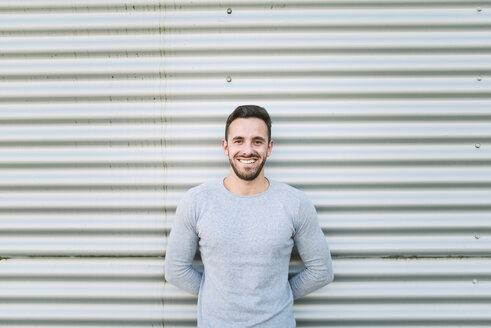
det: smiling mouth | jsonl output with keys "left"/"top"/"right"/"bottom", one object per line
{"left": 238, "top": 158, "right": 257, "bottom": 164}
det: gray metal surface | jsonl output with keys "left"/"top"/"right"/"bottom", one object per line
{"left": 1, "top": 0, "right": 490, "bottom": 327}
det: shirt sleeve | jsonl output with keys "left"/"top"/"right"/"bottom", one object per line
{"left": 164, "top": 191, "right": 202, "bottom": 296}
{"left": 289, "top": 196, "right": 334, "bottom": 300}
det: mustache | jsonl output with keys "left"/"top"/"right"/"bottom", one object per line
{"left": 235, "top": 154, "right": 259, "bottom": 158}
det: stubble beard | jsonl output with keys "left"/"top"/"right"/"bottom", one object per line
{"left": 229, "top": 155, "right": 267, "bottom": 181}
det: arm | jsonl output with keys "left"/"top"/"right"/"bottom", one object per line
{"left": 289, "top": 197, "right": 334, "bottom": 300}
{"left": 164, "top": 192, "right": 202, "bottom": 296}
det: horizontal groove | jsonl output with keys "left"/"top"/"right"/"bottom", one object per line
{"left": 1, "top": 55, "right": 489, "bottom": 76}
{"left": 0, "top": 118, "right": 169, "bottom": 125}
{"left": 0, "top": 141, "right": 167, "bottom": 147}
{"left": 0, "top": 230, "right": 164, "bottom": 236}
{"left": 2, "top": 46, "right": 491, "bottom": 59}
{"left": 1, "top": 279, "right": 168, "bottom": 287}
{"left": 1, "top": 205, "right": 491, "bottom": 214}
{"left": 0, "top": 297, "right": 164, "bottom": 305}
{"left": 2, "top": 296, "right": 490, "bottom": 306}
{"left": 317, "top": 205, "right": 491, "bottom": 213}
{"left": 1, "top": 182, "right": 491, "bottom": 192}
{"left": 299, "top": 298, "right": 491, "bottom": 305}
{"left": 164, "top": 47, "right": 491, "bottom": 56}
{"left": 170, "top": 92, "right": 491, "bottom": 101}
{"left": 295, "top": 320, "right": 491, "bottom": 326}
{"left": 0, "top": 320, "right": 163, "bottom": 326}
{"left": 270, "top": 160, "right": 491, "bottom": 167}
{"left": 331, "top": 275, "right": 491, "bottom": 283}
{"left": 2, "top": 296, "right": 476, "bottom": 307}
{"left": 0, "top": 207, "right": 166, "bottom": 214}
{"left": 0, "top": 227, "right": 488, "bottom": 236}
{"left": 0, "top": 51, "right": 164, "bottom": 59}
{"left": 157, "top": 318, "right": 491, "bottom": 327}
{"left": 276, "top": 137, "right": 491, "bottom": 145}
{"left": 0, "top": 73, "right": 164, "bottom": 81}
{"left": 296, "top": 182, "right": 491, "bottom": 190}
{"left": 0, "top": 1, "right": 487, "bottom": 12}
{"left": 3, "top": 255, "right": 164, "bottom": 259}
{"left": 0, "top": 96, "right": 164, "bottom": 103}
{"left": 0, "top": 2, "right": 161, "bottom": 14}
{"left": 327, "top": 227, "right": 491, "bottom": 235}
{"left": 0, "top": 28, "right": 163, "bottom": 37}
{"left": 1, "top": 70, "right": 490, "bottom": 81}
{"left": 1, "top": 24, "right": 491, "bottom": 36}
{"left": 1, "top": 115, "right": 490, "bottom": 125}
{"left": 0, "top": 185, "right": 167, "bottom": 191}
{"left": 0, "top": 276, "right": 163, "bottom": 283}
{"left": 165, "top": 25, "right": 491, "bottom": 34}
{"left": 0, "top": 253, "right": 166, "bottom": 258}
{"left": 1, "top": 92, "right": 491, "bottom": 103}
{"left": 1, "top": 160, "right": 490, "bottom": 169}
{"left": 1, "top": 100, "right": 485, "bottom": 116}
{"left": 0, "top": 163, "right": 190, "bottom": 169}
{"left": 167, "top": 47, "right": 491, "bottom": 56}
{"left": 0, "top": 137, "right": 489, "bottom": 147}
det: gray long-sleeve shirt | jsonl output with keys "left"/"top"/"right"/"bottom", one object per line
{"left": 164, "top": 179, "right": 334, "bottom": 327}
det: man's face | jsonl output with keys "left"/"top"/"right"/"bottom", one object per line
{"left": 222, "top": 118, "right": 273, "bottom": 181}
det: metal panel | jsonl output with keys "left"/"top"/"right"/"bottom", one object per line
{"left": 0, "top": 0, "right": 490, "bottom": 327}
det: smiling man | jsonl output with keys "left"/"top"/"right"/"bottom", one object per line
{"left": 164, "top": 105, "right": 334, "bottom": 328}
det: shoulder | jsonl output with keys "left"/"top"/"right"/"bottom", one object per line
{"left": 270, "top": 180, "right": 317, "bottom": 228}
{"left": 179, "top": 179, "right": 222, "bottom": 204}
{"left": 175, "top": 180, "right": 222, "bottom": 224}
{"left": 270, "top": 179, "right": 311, "bottom": 204}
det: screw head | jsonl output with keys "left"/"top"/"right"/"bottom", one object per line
{"left": 227, "top": 8, "right": 232, "bottom": 14}
{"left": 226, "top": 76, "right": 232, "bottom": 83}
{"left": 475, "top": 234, "right": 481, "bottom": 240}
{"left": 475, "top": 143, "right": 481, "bottom": 149}
{"left": 477, "top": 8, "right": 482, "bottom": 12}
{"left": 473, "top": 279, "right": 478, "bottom": 284}
{"left": 477, "top": 76, "right": 482, "bottom": 81}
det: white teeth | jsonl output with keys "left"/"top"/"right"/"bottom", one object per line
{"left": 239, "top": 159, "right": 255, "bottom": 164}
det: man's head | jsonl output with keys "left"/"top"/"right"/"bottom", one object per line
{"left": 225, "top": 105, "right": 272, "bottom": 143}
{"left": 222, "top": 105, "right": 273, "bottom": 181}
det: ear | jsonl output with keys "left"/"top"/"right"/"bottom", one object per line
{"left": 266, "top": 139, "right": 274, "bottom": 157}
{"left": 222, "top": 139, "right": 229, "bottom": 156}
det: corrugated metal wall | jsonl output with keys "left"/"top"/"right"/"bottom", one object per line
{"left": 1, "top": 0, "right": 490, "bottom": 327}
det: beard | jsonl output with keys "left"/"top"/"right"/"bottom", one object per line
{"left": 229, "top": 154, "right": 267, "bottom": 181}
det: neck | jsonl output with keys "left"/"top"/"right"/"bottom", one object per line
{"left": 223, "top": 172, "right": 270, "bottom": 196}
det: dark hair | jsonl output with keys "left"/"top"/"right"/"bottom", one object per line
{"left": 225, "top": 105, "right": 272, "bottom": 142}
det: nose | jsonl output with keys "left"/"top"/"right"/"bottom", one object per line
{"left": 241, "top": 141, "right": 254, "bottom": 156}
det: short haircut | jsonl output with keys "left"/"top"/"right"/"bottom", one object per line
{"left": 225, "top": 105, "right": 272, "bottom": 142}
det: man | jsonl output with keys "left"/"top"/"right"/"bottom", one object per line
{"left": 165, "top": 105, "right": 334, "bottom": 327}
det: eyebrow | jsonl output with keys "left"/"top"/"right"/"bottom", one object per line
{"left": 231, "top": 136, "right": 266, "bottom": 141}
